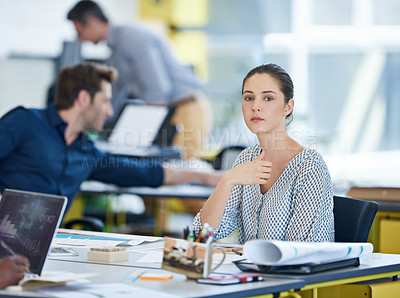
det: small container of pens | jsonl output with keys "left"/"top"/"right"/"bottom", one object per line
{"left": 162, "top": 224, "right": 225, "bottom": 279}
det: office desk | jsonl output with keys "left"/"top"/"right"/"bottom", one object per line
{"left": 95, "top": 141, "right": 182, "bottom": 160}
{"left": 41, "top": 260, "right": 305, "bottom": 298}
{"left": 2, "top": 230, "right": 400, "bottom": 298}
{"left": 1, "top": 230, "right": 305, "bottom": 298}
{"left": 255, "top": 254, "right": 400, "bottom": 298}
{"left": 80, "top": 181, "right": 214, "bottom": 199}
{"left": 79, "top": 181, "right": 214, "bottom": 234}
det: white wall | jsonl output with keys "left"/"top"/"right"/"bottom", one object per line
{"left": 0, "top": 0, "right": 138, "bottom": 116}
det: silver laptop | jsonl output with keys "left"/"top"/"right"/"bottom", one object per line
{"left": 97, "top": 101, "right": 180, "bottom": 159}
{"left": 0, "top": 189, "right": 67, "bottom": 276}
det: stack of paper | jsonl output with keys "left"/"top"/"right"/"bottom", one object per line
{"left": 8, "top": 273, "right": 98, "bottom": 291}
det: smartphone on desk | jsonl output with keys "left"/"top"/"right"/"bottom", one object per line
{"left": 196, "top": 273, "right": 263, "bottom": 285}
{"left": 48, "top": 247, "right": 79, "bottom": 257}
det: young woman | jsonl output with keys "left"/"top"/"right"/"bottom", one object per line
{"left": 193, "top": 64, "right": 334, "bottom": 244}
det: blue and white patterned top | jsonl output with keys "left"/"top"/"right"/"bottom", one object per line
{"left": 193, "top": 144, "right": 335, "bottom": 244}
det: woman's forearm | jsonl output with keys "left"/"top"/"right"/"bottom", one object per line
{"left": 200, "top": 174, "right": 235, "bottom": 229}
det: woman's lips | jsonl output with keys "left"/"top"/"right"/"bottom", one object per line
{"left": 251, "top": 116, "right": 264, "bottom": 122}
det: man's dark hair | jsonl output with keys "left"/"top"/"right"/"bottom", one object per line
{"left": 67, "top": 0, "right": 108, "bottom": 24}
{"left": 54, "top": 62, "right": 117, "bottom": 110}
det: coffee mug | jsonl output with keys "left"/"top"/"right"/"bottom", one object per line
{"left": 162, "top": 237, "right": 226, "bottom": 279}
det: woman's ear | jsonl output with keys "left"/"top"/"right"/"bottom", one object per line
{"left": 284, "top": 99, "right": 294, "bottom": 116}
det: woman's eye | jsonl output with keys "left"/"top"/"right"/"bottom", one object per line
{"left": 265, "top": 97, "right": 273, "bottom": 101}
{"left": 244, "top": 96, "right": 253, "bottom": 101}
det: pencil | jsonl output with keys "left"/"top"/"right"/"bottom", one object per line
{"left": 0, "top": 240, "right": 31, "bottom": 273}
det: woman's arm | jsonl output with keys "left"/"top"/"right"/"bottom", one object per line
{"left": 200, "top": 151, "right": 272, "bottom": 229}
{"left": 285, "top": 160, "right": 334, "bottom": 242}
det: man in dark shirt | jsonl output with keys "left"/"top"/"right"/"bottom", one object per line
{"left": 0, "top": 256, "right": 30, "bottom": 289}
{"left": 0, "top": 62, "right": 220, "bottom": 210}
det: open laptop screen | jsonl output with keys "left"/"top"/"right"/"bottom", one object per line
{"left": 107, "top": 103, "right": 173, "bottom": 148}
{"left": 0, "top": 189, "right": 67, "bottom": 275}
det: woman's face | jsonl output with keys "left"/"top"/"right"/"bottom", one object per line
{"left": 241, "top": 73, "right": 292, "bottom": 135}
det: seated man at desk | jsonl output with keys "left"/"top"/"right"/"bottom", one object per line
{"left": 0, "top": 62, "right": 221, "bottom": 211}
{"left": 0, "top": 256, "right": 30, "bottom": 289}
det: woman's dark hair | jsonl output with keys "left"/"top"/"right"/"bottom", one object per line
{"left": 67, "top": 0, "right": 108, "bottom": 24}
{"left": 242, "top": 63, "right": 294, "bottom": 124}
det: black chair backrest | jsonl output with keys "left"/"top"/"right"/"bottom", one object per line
{"left": 211, "top": 146, "right": 246, "bottom": 170}
{"left": 333, "top": 195, "right": 378, "bottom": 242}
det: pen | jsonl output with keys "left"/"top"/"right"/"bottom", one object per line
{"left": 205, "top": 235, "right": 214, "bottom": 245}
{"left": 232, "top": 248, "right": 243, "bottom": 256}
{"left": 0, "top": 240, "right": 31, "bottom": 273}
{"left": 183, "top": 226, "right": 189, "bottom": 240}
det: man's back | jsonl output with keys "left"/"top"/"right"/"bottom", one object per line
{"left": 107, "top": 23, "right": 203, "bottom": 106}
{"left": 0, "top": 104, "right": 164, "bottom": 211}
{"left": 0, "top": 106, "right": 92, "bottom": 209}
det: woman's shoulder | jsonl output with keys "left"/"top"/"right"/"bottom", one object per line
{"left": 298, "top": 148, "right": 325, "bottom": 160}
{"left": 294, "top": 148, "right": 330, "bottom": 173}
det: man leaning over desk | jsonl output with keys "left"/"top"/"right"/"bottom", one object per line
{"left": 0, "top": 62, "right": 221, "bottom": 210}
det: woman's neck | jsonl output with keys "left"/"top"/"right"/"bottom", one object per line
{"left": 257, "top": 132, "right": 302, "bottom": 161}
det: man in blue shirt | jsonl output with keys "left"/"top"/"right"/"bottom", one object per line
{"left": 0, "top": 62, "right": 220, "bottom": 211}
{"left": 67, "top": 0, "right": 212, "bottom": 159}
{"left": 0, "top": 256, "right": 29, "bottom": 289}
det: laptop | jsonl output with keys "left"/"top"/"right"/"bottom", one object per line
{"left": 0, "top": 189, "right": 67, "bottom": 276}
{"left": 97, "top": 100, "right": 180, "bottom": 159}
{"left": 233, "top": 257, "right": 360, "bottom": 275}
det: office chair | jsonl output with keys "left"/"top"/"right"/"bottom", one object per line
{"left": 63, "top": 217, "right": 104, "bottom": 232}
{"left": 333, "top": 195, "right": 378, "bottom": 242}
{"left": 207, "top": 146, "right": 246, "bottom": 170}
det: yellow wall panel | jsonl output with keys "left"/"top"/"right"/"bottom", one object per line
{"left": 139, "top": 0, "right": 208, "bottom": 27}
{"left": 170, "top": 31, "right": 208, "bottom": 81}
{"left": 317, "top": 279, "right": 400, "bottom": 298}
{"left": 62, "top": 194, "right": 84, "bottom": 223}
{"left": 170, "top": 0, "right": 208, "bottom": 27}
{"left": 380, "top": 218, "right": 400, "bottom": 253}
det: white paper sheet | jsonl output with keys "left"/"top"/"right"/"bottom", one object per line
{"left": 53, "top": 230, "right": 161, "bottom": 248}
{"left": 54, "top": 237, "right": 149, "bottom": 247}
{"left": 244, "top": 240, "right": 373, "bottom": 265}
{"left": 135, "top": 250, "right": 164, "bottom": 263}
{"left": 36, "top": 283, "right": 178, "bottom": 298}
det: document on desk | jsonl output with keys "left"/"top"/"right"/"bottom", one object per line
{"left": 244, "top": 240, "right": 373, "bottom": 265}
{"left": 135, "top": 249, "right": 164, "bottom": 263}
{"left": 8, "top": 272, "right": 98, "bottom": 291}
{"left": 54, "top": 230, "right": 160, "bottom": 248}
{"left": 37, "top": 283, "right": 177, "bottom": 298}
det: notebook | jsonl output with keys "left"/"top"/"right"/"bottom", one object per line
{"left": 0, "top": 189, "right": 67, "bottom": 276}
{"left": 97, "top": 100, "right": 180, "bottom": 159}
